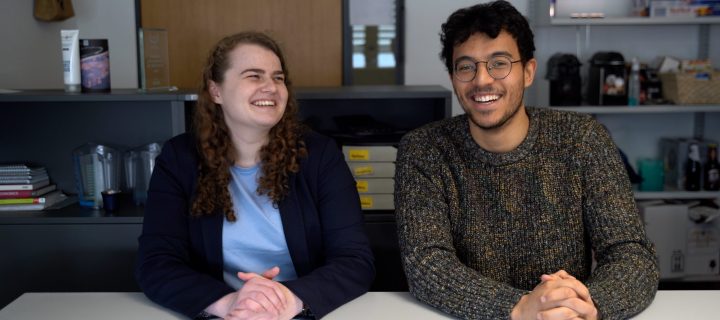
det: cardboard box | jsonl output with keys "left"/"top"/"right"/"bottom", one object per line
{"left": 355, "top": 178, "right": 394, "bottom": 194}
{"left": 650, "top": 1, "right": 697, "bottom": 17}
{"left": 343, "top": 145, "right": 397, "bottom": 162}
{"left": 638, "top": 201, "right": 688, "bottom": 279}
{"left": 359, "top": 194, "right": 394, "bottom": 210}
{"left": 347, "top": 162, "right": 395, "bottom": 178}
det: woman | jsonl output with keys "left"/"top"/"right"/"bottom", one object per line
{"left": 136, "top": 31, "right": 375, "bottom": 319}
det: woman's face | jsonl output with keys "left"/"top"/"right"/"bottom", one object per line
{"left": 209, "top": 43, "right": 288, "bottom": 134}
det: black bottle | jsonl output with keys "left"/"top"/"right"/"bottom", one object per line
{"left": 705, "top": 144, "right": 719, "bottom": 191}
{"left": 685, "top": 143, "right": 702, "bottom": 191}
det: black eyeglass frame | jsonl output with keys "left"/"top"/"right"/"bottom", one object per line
{"left": 453, "top": 56, "right": 522, "bottom": 82}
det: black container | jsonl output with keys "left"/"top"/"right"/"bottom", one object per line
{"left": 546, "top": 53, "right": 582, "bottom": 106}
{"left": 587, "top": 51, "right": 626, "bottom": 105}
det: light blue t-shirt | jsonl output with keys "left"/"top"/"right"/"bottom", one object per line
{"left": 222, "top": 164, "right": 298, "bottom": 290}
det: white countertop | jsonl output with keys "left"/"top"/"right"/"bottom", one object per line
{"left": 1, "top": 290, "right": 718, "bottom": 319}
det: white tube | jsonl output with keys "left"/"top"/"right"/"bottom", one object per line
{"left": 61, "top": 29, "right": 81, "bottom": 92}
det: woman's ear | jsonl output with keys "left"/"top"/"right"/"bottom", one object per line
{"left": 208, "top": 81, "right": 222, "bottom": 104}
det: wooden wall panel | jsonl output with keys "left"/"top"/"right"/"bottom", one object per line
{"left": 140, "top": 0, "right": 342, "bottom": 89}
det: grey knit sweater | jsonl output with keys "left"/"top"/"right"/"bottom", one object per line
{"left": 395, "top": 107, "right": 659, "bottom": 320}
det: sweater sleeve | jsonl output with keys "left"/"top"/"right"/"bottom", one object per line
{"left": 394, "top": 130, "right": 527, "bottom": 320}
{"left": 579, "top": 121, "right": 660, "bottom": 320}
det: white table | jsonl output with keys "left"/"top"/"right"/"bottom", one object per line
{"left": 1, "top": 291, "right": 719, "bottom": 319}
{"left": 326, "top": 291, "right": 720, "bottom": 319}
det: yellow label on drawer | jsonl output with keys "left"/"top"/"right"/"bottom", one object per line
{"left": 356, "top": 180, "right": 368, "bottom": 192}
{"left": 353, "top": 166, "right": 374, "bottom": 176}
{"left": 348, "top": 149, "right": 370, "bottom": 161}
{"left": 360, "top": 196, "right": 373, "bottom": 208}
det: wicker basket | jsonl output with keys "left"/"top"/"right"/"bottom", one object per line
{"left": 659, "top": 72, "right": 720, "bottom": 104}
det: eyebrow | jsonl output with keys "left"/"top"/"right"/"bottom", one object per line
{"left": 240, "top": 68, "right": 285, "bottom": 75}
{"left": 453, "top": 51, "right": 516, "bottom": 64}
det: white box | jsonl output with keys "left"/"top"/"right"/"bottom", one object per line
{"left": 355, "top": 178, "right": 394, "bottom": 194}
{"left": 686, "top": 215, "right": 720, "bottom": 276}
{"left": 343, "top": 145, "right": 397, "bottom": 162}
{"left": 347, "top": 162, "right": 395, "bottom": 178}
{"left": 638, "top": 201, "right": 688, "bottom": 279}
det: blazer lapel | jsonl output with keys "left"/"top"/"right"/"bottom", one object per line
{"left": 279, "top": 173, "right": 312, "bottom": 276}
{"left": 200, "top": 211, "right": 224, "bottom": 277}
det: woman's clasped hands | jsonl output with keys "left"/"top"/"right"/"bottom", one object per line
{"left": 224, "top": 266, "right": 303, "bottom": 320}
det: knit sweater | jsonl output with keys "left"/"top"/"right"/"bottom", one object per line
{"left": 394, "top": 107, "right": 659, "bottom": 320}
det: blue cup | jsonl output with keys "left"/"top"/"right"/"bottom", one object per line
{"left": 638, "top": 158, "right": 664, "bottom": 191}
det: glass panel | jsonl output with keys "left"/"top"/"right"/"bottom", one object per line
{"left": 347, "top": 0, "right": 401, "bottom": 85}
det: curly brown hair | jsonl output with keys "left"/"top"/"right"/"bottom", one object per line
{"left": 191, "top": 31, "right": 307, "bottom": 221}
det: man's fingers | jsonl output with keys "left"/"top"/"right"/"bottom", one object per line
{"left": 540, "top": 297, "right": 597, "bottom": 319}
{"left": 537, "top": 306, "right": 580, "bottom": 320}
{"left": 541, "top": 286, "right": 578, "bottom": 303}
{"left": 541, "top": 278, "right": 592, "bottom": 303}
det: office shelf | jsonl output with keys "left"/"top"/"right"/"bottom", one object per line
{"left": 634, "top": 190, "right": 720, "bottom": 200}
{"left": 550, "top": 105, "right": 720, "bottom": 114}
{"left": 0, "top": 89, "right": 185, "bottom": 103}
{"left": 550, "top": 16, "right": 720, "bottom": 26}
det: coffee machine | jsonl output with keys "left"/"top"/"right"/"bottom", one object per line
{"left": 546, "top": 53, "right": 582, "bottom": 106}
{"left": 587, "top": 51, "right": 627, "bottom": 105}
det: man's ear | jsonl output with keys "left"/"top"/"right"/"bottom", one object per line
{"left": 208, "top": 81, "right": 222, "bottom": 104}
{"left": 523, "top": 58, "right": 537, "bottom": 88}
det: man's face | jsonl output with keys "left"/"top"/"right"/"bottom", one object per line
{"left": 450, "top": 31, "right": 536, "bottom": 131}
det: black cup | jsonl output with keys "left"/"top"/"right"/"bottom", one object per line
{"left": 101, "top": 189, "right": 121, "bottom": 212}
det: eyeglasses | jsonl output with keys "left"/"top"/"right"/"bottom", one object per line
{"left": 453, "top": 56, "right": 522, "bottom": 82}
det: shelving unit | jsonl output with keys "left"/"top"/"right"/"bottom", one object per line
{"left": 0, "top": 86, "right": 451, "bottom": 306}
{"left": 552, "top": 105, "right": 720, "bottom": 114}
{"left": 549, "top": 16, "right": 720, "bottom": 26}
{"left": 634, "top": 190, "right": 720, "bottom": 200}
{"left": 533, "top": 1, "right": 720, "bottom": 288}
{"left": 0, "top": 89, "right": 188, "bottom": 309}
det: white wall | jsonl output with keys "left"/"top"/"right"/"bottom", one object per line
{"left": 404, "top": 0, "right": 529, "bottom": 116}
{"left": 0, "top": 0, "right": 137, "bottom": 89}
{"left": 405, "top": 1, "right": 719, "bottom": 115}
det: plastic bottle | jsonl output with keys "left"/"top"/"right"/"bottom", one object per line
{"left": 628, "top": 57, "right": 641, "bottom": 106}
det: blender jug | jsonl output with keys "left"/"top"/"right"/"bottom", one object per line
{"left": 73, "top": 143, "right": 121, "bottom": 208}
{"left": 125, "top": 142, "right": 161, "bottom": 205}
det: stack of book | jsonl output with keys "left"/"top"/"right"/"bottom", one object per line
{"left": 0, "top": 164, "right": 66, "bottom": 211}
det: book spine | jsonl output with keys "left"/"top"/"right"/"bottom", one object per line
{"left": 0, "top": 198, "right": 43, "bottom": 205}
{"left": 0, "top": 190, "right": 33, "bottom": 198}
{"left": 0, "top": 185, "right": 34, "bottom": 191}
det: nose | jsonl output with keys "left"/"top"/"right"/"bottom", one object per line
{"left": 473, "top": 63, "right": 494, "bottom": 86}
{"left": 260, "top": 77, "right": 278, "bottom": 93}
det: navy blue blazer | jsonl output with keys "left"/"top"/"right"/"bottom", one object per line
{"left": 136, "top": 131, "right": 375, "bottom": 319}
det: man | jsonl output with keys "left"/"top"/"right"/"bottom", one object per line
{"left": 394, "top": 1, "right": 659, "bottom": 319}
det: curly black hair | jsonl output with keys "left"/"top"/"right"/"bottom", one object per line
{"left": 440, "top": 0, "right": 535, "bottom": 74}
